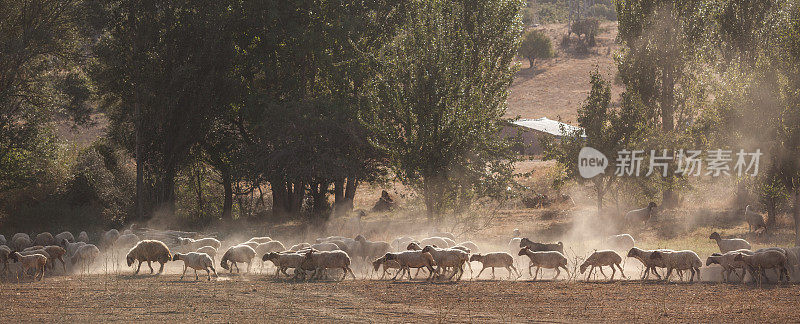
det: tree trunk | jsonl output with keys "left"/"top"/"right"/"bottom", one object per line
{"left": 222, "top": 167, "right": 233, "bottom": 219}
{"left": 595, "top": 178, "right": 604, "bottom": 212}
{"left": 528, "top": 57, "right": 535, "bottom": 69}
{"left": 794, "top": 190, "right": 800, "bottom": 245}
{"left": 195, "top": 166, "right": 204, "bottom": 215}
{"left": 343, "top": 177, "right": 358, "bottom": 212}
{"left": 271, "top": 180, "right": 287, "bottom": 216}
{"left": 333, "top": 179, "right": 345, "bottom": 216}
{"left": 661, "top": 66, "right": 677, "bottom": 208}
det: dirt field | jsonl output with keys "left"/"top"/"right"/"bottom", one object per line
{"left": 2, "top": 274, "right": 799, "bottom": 322}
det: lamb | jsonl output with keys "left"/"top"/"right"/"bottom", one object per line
{"left": 310, "top": 242, "right": 339, "bottom": 252}
{"left": 470, "top": 252, "right": 520, "bottom": 279}
{"left": 518, "top": 248, "right": 569, "bottom": 280}
{"left": 706, "top": 249, "right": 754, "bottom": 283}
{"left": 421, "top": 245, "right": 469, "bottom": 281}
{"left": 126, "top": 240, "right": 171, "bottom": 275}
{"left": 300, "top": 250, "right": 356, "bottom": 280}
{"left": 354, "top": 235, "right": 391, "bottom": 261}
{"left": 744, "top": 205, "right": 767, "bottom": 232}
{"left": 220, "top": 244, "right": 256, "bottom": 274}
{"left": 649, "top": 250, "right": 702, "bottom": 282}
{"left": 734, "top": 250, "right": 790, "bottom": 283}
{"left": 172, "top": 252, "right": 217, "bottom": 280}
{"left": 519, "top": 238, "right": 564, "bottom": 253}
{"left": 420, "top": 237, "right": 452, "bottom": 248}
{"left": 196, "top": 246, "right": 217, "bottom": 263}
{"left": 77, "top": 231, "right": 89, "bottom": 243}
{"left": 70, "top": 244, "right": 100, "bottom": 274}
{"left": 290, "top": 243, "right": 311, "bottom": 251}
{"left": 54, "top": 231, "right": 75, "bottom": 244}
{"left": 101, "top": 229, "right": 120, "bottom": 248}
{"left": 605, "top": 234, "right": 635, "bottom": 251}
{"left": 262, "top": 252, "right": 305, "bottom": 277}
{"left": 456, "top": 241, "right": 479, "bottom": 253}
{"left": 391, "top": 236, "right": 415, "bottom": 251}
{"left": 114, "top": 233, "right": 140, "bottom": 250}
{"left": 247, "top": 237, "right": 273, "bottom": 244}
{"left": 9, "top": 252, "right": 47, "bottom": 281}
{"left": 709, "top": 232, "right": 751, "bottom": 253}
{"left": 372, "top": 255, "right": 402, "bottom": 280}
{"left": 580, "top": 250, "right": 626, "bottom": 281}
{"left": 383, "top": 250, "right": 438, "bottom": 281}
{"left": 177, "top": 237, "right": 222, "bottom": 251}
{"left": 624, "top": 202, "right": 657, "bottom": 225}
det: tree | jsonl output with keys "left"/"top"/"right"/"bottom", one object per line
{"left": 519, "top": 30, "right": 554, "bottom": 68}
{"left": 367, "top": 0, "right": 524, "bottom": 219}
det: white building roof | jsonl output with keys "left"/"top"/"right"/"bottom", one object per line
{"left": 511, "top": 117, "right": 585, "bottom": 137}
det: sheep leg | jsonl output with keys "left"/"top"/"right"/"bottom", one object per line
{"left": 158, "top": 262, "right": 165, "bottom": 274}
{"left": 457, "top": 264, "right": 465, "bottom": 281}
{"left": 392, "top": 267, "right": 403, "bottom": 280}
{"left": 180, "top": 265, "right": 187, "bottom": 280}
{"left": 664, "top": 268, "right": 673, "bottom": 282}
{"left": 616, "top": 263, "right": 627, "bottom": 279}
{"left": 194, "top": 269, "right": 200, "bottom": 280}
{"left": 510, "top": 264, "right": 521, "bottom": 279}
{"left": 598, "top": 266, "right": 607, "bottom": 279}
{"left": 533, "top": 266, "right": 540, "bottom": 281}
{"left": 59, "top": 257, "right": 66, "bottom": 273}
{"left": 553, "top": 267, "right": 561, "bottom": 280}
{"left": 491, "top": 267, "right": 495, "bottom": 279}
{"left": 528, "top": 263, "right": 534, "bottom": 277}
{"left": 586, "top": 266, "right": 594, "bottom": 281}
{"left": 134, "top": 261, "right": 142, "bottom": 275}
{"left": 246, "top": 261, "right": 251, "bottom": 274}
{"left": 609, "top": 265, "right": 616, "bottom": 281}
{"left": 147, "top": 261, "right": 154, "bottom": 274}
{"left": 476, "top": 266, "right": 487, "bottom": 279}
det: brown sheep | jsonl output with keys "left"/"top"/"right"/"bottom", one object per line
{"left": 126, "top": 240, "right": 171, "bottom": 275}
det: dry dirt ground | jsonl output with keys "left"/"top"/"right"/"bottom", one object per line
{"left": 2, "top": 274, "right": 799, "bottom": 322}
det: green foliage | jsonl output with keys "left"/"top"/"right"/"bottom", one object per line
{"left": 571, "top": 18, "right": 600, "bottom": 39}
{"left": 367, "top": 0, "right": 525, "bottom": 218}
{"left": 519, "top": 30, "right": 555, "bottom": 68}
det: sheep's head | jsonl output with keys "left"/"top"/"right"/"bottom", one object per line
{"left": 626, "top": 248, "right": 638, "bottom": 257}
{"left": 177, "top": 238, "right": 190, "bottom": 246}
{"left": 579, "top": 262, "right": 589, "bottom": 274}
{"left": 709, "top": 232, "right": 721, "bottom": 240}
{"left": 406, "top": 242, "right": 421, "bottom": 251}
{"left": 354, "top": 235, "right": 366, "bottom": 242}
{"left": 383, "top": 252, "right": 396, "bottom": 261}
{"left": 705, "top": 256, "right": 719, "bottom": 266}
{"left": 421, "top": 245, "right": 435, "bottom": 253}
{"left": 126, "top": 255, "right": 135, "bottom": 267}
{"left": 519, "top": 238, "right": 532, "bottom": 247}
{"left": 469, "top": 254, "right": 482, "bottom": 262}
{"left": 517, "top": 247, "right": 529, "bottom": 256}
{"left": 649, "top": 251, "right": 663, "bottom": 260}
{"left": 172, "top": 253, "right": 182, "bottom": 261}
{"left": 263, "top": 252, "right": 278, "bottom": 262}
{"left": 9, "top": 252, "right": 20, "bottom": 262}
{"left": 372, "top": 258, "right": 383, "bottom": 271}
{"left": 60, "top": 238, "right": 69, "bottom": 248}
{"left": 733, "top": 254, "right": 745, "bottom": 262}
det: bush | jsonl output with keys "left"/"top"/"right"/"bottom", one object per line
{"left": 519, "top": 30, "right": 554, "bottom": 68}
{"left": 571, "top": 18, "right": 600, "bottom": 41}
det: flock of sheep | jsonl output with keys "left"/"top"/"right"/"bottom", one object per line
{"left": 1, "top": 222, "right": 797, "bottom": 285}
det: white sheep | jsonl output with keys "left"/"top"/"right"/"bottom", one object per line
{"left": 310, "top": 242, "right": 339, "bottom": 251}
{"left": 238, "top": 241, "right": 259, "bottom": 250}
{"left": 580, "top": 250, "right": 626, "bottom": 281}
{"left": 10, "top": 252, "right": 47, "bottom": 281}
{"left": 470, "top": 252, "right": 520, "bottom": 280}
{"left": 101, "top": 229, "right": 120, "bottom": 248}
{"left": 709, "top": 232, "right": 751, "bottom": 253}
{"left": 289, "top": 243, "right": 311, "bottom": 251}
{"left": 354, "top": 235, "right": 391, "bottom": 261}
{"left": 70, "top": 244, "right": 100, "bottom": 274}
{"left": 744, "top": 205, "right": 767, "bottom": 232}
{"left": 61, "top": 240, "right": 87, "bottom": 258}
{"left": 734, "top": 250, "right": 790, "bottom": 283}
{"left": 391, "top": 236, "right": 415, "bottom": 251}
{"left": 383, "top": 251, "right": 438, "bottom": 281}
{"left": 34, "top": 232, "right": 54, "bottom": 246}
{"left": 430, "top": 232, "right": 456, "bottom": 241}
{"left": 247, "top": 237, "right": 272, "bottom": 244}
{"left": 421, "top": 245, "right": 469, "bottom": 281}
{"left": 706, "top": 249, "right": 753, "bottom": 283}
{"left": 300, "top": 249, "right": 356, "bottom": 280}
{"left": 649, "top": 250, "right": 702, "bottom": 282}
{"left": 456, "top": 241, "right": 479, "bottom": 253}
{"left": 262, "top": 252, "right": 305, "bottom": 277}
{"left": 605, "top": 234, "right": 635, "bottom": 251}
{"left": 173, "top": 252, "right": 217, "bottom": 280}
{"left": 178, "top": 237, "right": 222, "bottom": 251}
{"left": 220, "top": 244, "right": 256, "bottom": 274}
{"left": 114, "top": 233, "right": 140, "bottom": 250}
{"left": 518, "top": 248, "right": 569, "bottom": 280}
{"left": 77, "top": 231, "right": 89, "bottom": 243}
{"left": 12, "top": 233, "right": 31, "bottom": 244}
{"left": 420, "top": 237, "right": 452, "bottom": 248}
{"left": 372, "top": 255, "right": 402, "bottom": 280}
{"left": 54, "top": 231, "right": 75, "bottom": 244}
{"left": 196, "top": 246, "right": 218, "bottom": 263}
{"left": 126, "top": 240, "right": 171, "bottom": 275}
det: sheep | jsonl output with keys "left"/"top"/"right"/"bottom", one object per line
{"left": 0, "top": 245, "right": 10, "bottom": 276}
{"left": 328, "top": 240, "right": 356, "bottom": 256}
{"left": 247, "top": 237, "right": 272, "bottom": 244}
{"left": 177, "top": 237, "right": 222, "bottom": 251}
{"left": 744, "top": 205, "right": 767, "bottom": 232}
{"left": 23, "top": 245, "right": 45, "bottom": 252}
{"left": 626, "top": 247, "right": 678, "bottom": 280}
{"left": 605, "top": 234, "right": 635, "bottom": 251}
{"left": 12, "top": 235, "right": 33, "bottom": 251}
{"left": 71, "top": 244, "right": 100, "bottom": 274}
{"left": 41, "top": 246, "right": 67, "bottom": 272}
{"left": 77, "top": 231, "right": 89, "bottom": 243}
{"left": 114, "top": 233, "right": 140, "bottom": 250}
{"left": 196, "top": 246, "right": 217, "bottom": 263}
{"left": 61, "top": 239, "right": 87, "bottom": 258}
{"left": 391, "top": 236, "right": 415, "bottom": 251}
{"left": 706, "top": 249, "right": 754, "bottom": 283}
{"left": 420, "top": 237, "right": 452, "bottom": 249}
{"left": 649, "top": 250, "right": 702, "bottom": 282}
{"left": 239, "top": 241, "right": 259, "bottom": 250}
{"left": 734, "top": 250, "right": 790, "bottom": 283}
{"left": 300, "top": 250, "right": 356, "bottom": 281}
{"left": 580, "top": 250, "right": 627, "bottom": 281}
{"left": 624, "top": 202, "right": 657, "bottom": 225}
{"left": 383, "top": 251, "right": 438, "bottom": 281}
{"left": 12, "top": 233, "right": 31, "bottom": 244}
{"left": 372, "top": 255, "right": 402, "bottom": 280}
{"left": 262, "top": 252, "right": 305, "bottom": 277}
{"left": 421, "top": 245, "right": 469, "bottom": 281}
{"left": 518, "top": 248, "right": 569, "bottom": 280}
{"left": 126, "top": 240, "right": 171, "bottom": 275}
{"left": 456, "top": 241, "right": 479, "bottom": 253}
{"left": 0, "top": 234, "right": 5, "bottom": 246}
{"left": 172, "top": 252, "right": 217, "bottom": 280}
{"left": 54, "top": 231, "right": 75, "bottom": 244}
{"left": 310, "top": 242, "right": 339, "bottom": 252}
{"left": 406, "top": 242, "right": 423, "bottom": 250}
{"left": 354, "top": 235, "right": 391, "bottom": 261}
{"left": 220, "top": 244, "right": 256, "bottom": 274}
{"left": 470, "top": 252, "right": 520, "bottom": 279}
{"left": 450, "top": 245, "right": 471, "bottom": 253}
{"left": 254, "top": 241, "right": 287, "bottom": 271}
{"left": 316, "top": 236, "right": 349, "bottom": 243}
{"left": 9, "top": 252, "right": 47, "bottom": 281}
{"left": 708, "top": 232, "right": 751, "bottom": 253}
{"left": 101, "top": 229, "right": 120, "bottom": 248}
{"left": 290, "top": 243, "right": 311, "bottom": 252}
{"left": 430, "top": 232, "right": 456, "bottom": 241}
{"left": 519, "top": 238, "right": 564, "bottom": 253}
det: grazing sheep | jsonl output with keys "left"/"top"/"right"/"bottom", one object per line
{"left": 71, "top": 244, "right": 100, "bottom": 274}
{"left": 649, "top": 250, "right": 702, "bottom": 282}
{"left": 391, "top": 237, "right": 415, "bottom": 251}
{"left": 456, "top": 241, "right": 479, "bottom": 253}
{"left": 470, "top": 252, "right": 520, "bottom": 279}
{"left": 300, "top": 250, "right": 356, "bottom": 281}
{"left": 77, "top": 231, "right": 89, "bottom": 243}
{"left": 421, "top": 245, "right": 469, "bottom": 281}
{"left": 518, "top": 248, "right": 569, "bottom": 280}
{"left": 420, "top": 237, "right": 452, "bottom": 249}
{"left": 114, "top": 233, "right": 140, "bottom": 250}
{"left": 744, "top": 205, "right": 767, "bottom": 232}
{"left": 126, "top": 240, "right": 171, "bottom": 275}
{"left": 12, "top": 235, "right": 33, "bottom": 251}
{"left": 172, "top": 252, "right": 217, "bottom": 280}
{"left": 519, "top": 238, "right": 564, "bottom": 253}
{"left": 196, "top": 246, "right": 218, "bottom": 263}
{"left": 734, "top": 250, "right": 790, "bottom": 283}
{"left": 372, "top": 255, "right": 402, "bottom": 280}
{"left": 624, "top": 202, "right": 657, "bottom": 225}
{"left": 316, "top": 236, "right": 349, "bottom": 243}
{"left": 580, "top": 250, "right": 626, "bottom": 281}
{"left": 626, "top": 247, "right": 678, "bottom": 280}
{"left": 605, "top": 234, "right": 635, "bottom": 251}
{"left": 706, "top": 249, "right": 754, "bottom": 283}
{"left": 289, "top": 243, "right": 311, "bottom": 252}
{"left": 709, "top": 232, "right": 751, "bottom": 253}
{"left": 310, "top": 242, "right": 339, "bottom": 252}
{"left": 54, "top": 232, "right": 75, "bottom": 244}
{"left": 262, "top": 252, "right": 305, "bottom": 277}
{"left": 383, "top": 251, "right": 438, "bottom": 281}
{"left": 10, "top": 252, "right": 47, "bottom": 281}
{"left": 354, "top": 235, "right": 391, "bottom": 261}
{"left": 247, "top": 237, "right": 273, "bottom": 244}
{"left": 220, "top": 245, "right": 256, "bottom": 274}
{"left": 178, "top": 237, "right": 222, "bottom": 251}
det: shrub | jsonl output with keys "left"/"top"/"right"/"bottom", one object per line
{"left": 519, "top": 30, "right": 554, "bottom": 68}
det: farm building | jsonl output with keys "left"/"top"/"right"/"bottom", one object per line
{"left": 500, "top": 117, "right": 585, "bottom": 155}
